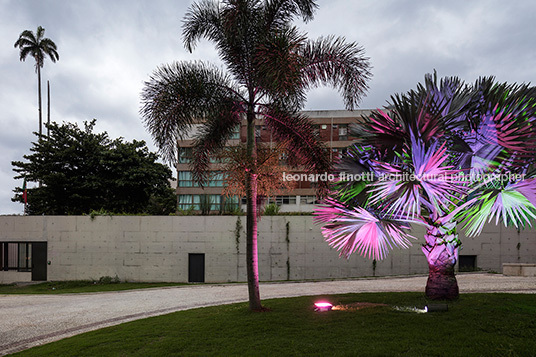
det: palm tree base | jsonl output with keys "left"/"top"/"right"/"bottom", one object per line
{"left": 251, "top": 306, "right": 271, "bottom": 312}
{"left": 425, "top": 263, "right": 459, "bottom": 300}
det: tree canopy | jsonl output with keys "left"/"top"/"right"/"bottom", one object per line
{"left": 12, "top": 120, "right": 176, "bottom": 215}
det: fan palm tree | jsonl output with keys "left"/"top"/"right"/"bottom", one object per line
{"left": 315, "top": 72, "right": 536, "bottom": 300}
{"left": 141, "top": 0, "right": 371, "bottom": 310}
{"left": 14, "top": 26, "right": 59, "bottom": 138}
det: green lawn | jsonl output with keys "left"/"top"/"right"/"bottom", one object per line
{"left": 12, "top": 292, "right": 536, "bottom": 356}
{"left": 0, "top": 280, "right": 186, "bottom": 294}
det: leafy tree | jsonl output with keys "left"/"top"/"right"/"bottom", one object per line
{"left": 14, "top": 26, "right": 59, "bottom": 137}
{"left": 315, "top": 72, "right": 536, "bottom": 300}
{"left": 140, "top": 0, "right": 371, "bottom": 310}
{"left": 12, "top": 120, "right": 176, "bottom": 215}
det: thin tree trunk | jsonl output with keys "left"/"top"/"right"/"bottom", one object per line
{"left": 47, "top": 80, "right": 50, "bottom": 138}
{"left": 422, "top": 221, "right": 460, "bottom": 300}
{"left": 37, "top": 65, "right": 42, "bottom": 138}
{"left": 245, "top": 108, "right": 262, "bottom": 311}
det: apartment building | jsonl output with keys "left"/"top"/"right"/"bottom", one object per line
{"left": 175, "top": 109, "right": 371, "bottom": 213}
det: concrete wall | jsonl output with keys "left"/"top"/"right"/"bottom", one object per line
{"left": 1, "top": 215, "right": 535, "bottom": 283}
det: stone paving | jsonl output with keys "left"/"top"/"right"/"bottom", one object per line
{"left": 1, "top": 273, "right": 535, "bottom": 355}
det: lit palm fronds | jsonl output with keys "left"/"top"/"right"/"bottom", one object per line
{"left": 315, "top": 197, "right": 416, "bottom": 260}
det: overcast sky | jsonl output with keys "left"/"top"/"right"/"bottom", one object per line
{"left": 1, "top": 0, "right": 535, "bottom": 215}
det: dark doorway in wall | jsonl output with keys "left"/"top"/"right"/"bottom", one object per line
{"left": 459, "top": 255, "right": 477, "bottom": 272}
{"left": 188, "top": 253, "right": 205, "bottom": 283}
{"left": 31, "top": 242, "right": 47, "bottom": 281}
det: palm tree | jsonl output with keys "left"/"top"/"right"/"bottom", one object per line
{"left": 141, "top": 0, "right": 371, "bottom": 310}
{"left": 14, "top": 26, "right": 59, "bottom": 137}
{"left": 315, "top": 72, "right": 536, "bottom": 300}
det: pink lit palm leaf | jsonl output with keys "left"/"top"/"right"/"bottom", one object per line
{"left": 315, "top": 197, "right": 416, "bottom": 260}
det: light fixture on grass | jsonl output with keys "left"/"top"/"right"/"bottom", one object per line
{"left": 314, "top": 302, "right": 333, "bottom": 312}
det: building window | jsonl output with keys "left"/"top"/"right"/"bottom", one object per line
{"left": 276, "top": 196, "right": 297, "bottom": 205}
{"left": 178, "top": 171, "right": 225, "bottom": 188}
{"left": 339, "top": 125, "right": 348, "bottom": 141}
{"left": 1, "top": 242, "right": 32, "bottom": 272}
{"left": 223, "top": 196, "right": 240, "bottom": 212}
{"left": 178, "top": 194, "right": 193, "bottom": 210}
{"left": 208, "top": 172, "right": 225, "bottom": 187}
{"left": 300, "top": 195, "right": 317, "bottom": 205}
{"left": 178, "top": 147, "right": 192, "bottom": 163}
{"left": 178, "top": 194, "right": 224, "bottom": 211}
{"left": 230, "top": 125, "right": 240, "bottom": 140}
{"left": 178, "top": 171, "right": 195, "bottom": 187}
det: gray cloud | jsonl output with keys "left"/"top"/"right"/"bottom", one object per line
{"left": 1, "top": 0, "right": 536, "bottom": 214}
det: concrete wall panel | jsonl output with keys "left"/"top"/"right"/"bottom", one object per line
{"left": 1, "top": 215, "right": 535, "bottom": 284}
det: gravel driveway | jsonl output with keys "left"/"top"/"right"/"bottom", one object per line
{"left": 1, "top": 273, "right": 535, "bottom": 355}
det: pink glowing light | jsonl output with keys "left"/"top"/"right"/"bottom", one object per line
{"left": 314, "top": 302, "right": 333, "bottom": 312}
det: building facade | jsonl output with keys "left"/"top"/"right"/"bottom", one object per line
{"left": 175, "top": 109, "right": 371, "bottom": 213}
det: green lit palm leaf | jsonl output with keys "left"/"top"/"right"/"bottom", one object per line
{"left": 459, "top": 182, "right": 536, "bottom": 237}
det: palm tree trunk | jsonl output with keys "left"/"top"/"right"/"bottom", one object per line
{"left": 37, "top": 65, "right": 42, "bottom": 138}
{"left": 422, "top": 221, "right": 459, "bottom": 300}
{"left": 47, "top": 80, "right": 50, "bottom": 138}
{"left": 245, "top": 108, "right": 262, "bottom": 311}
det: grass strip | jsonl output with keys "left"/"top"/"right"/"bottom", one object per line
{"left": 12, "top": 292, "right": 536, "bottom": 356}
{"left": 0, "top": 280, "right": 186, "bottom": 294}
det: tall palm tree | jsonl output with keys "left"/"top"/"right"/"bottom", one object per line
{"left": 315, "top": 72, "right": 536, "bottom": 300}
{"left": 14, "top": 26, "right": 59, "bottom": 137}
{"left": 141, "top": 0, "right": 371, "bottom": 310}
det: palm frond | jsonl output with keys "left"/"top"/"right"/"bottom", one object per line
{"left": 459, "top": 183, "right": 536, "bottom": 237}
{"left": 262, "top": 0, "right": 318, "bottom": 30}
{"left": 369, "top": 136, "right": 466, "bottom": 218}
{"left": 454, "top": 81, "right": 536, "bottom": 176}
{"left": 217, "top": 143, "right": 294, "bottom": 197}
{"left": 40, "top": 38, "right": 59, "bottom": 62}
{"left": 314, "top": 197, "right": 416, "bottom": 260}
{"left": 300, "top": 35, "right": 371, "bottom": 110}
{"left": 191, "top": 99, "right": 244, "bottom": 184}
{"left": 350, "top": 108, "right": 407, "bottom": 151}
{"left": 253, "top": 26, "right": 307, "bottom": 106}
{"left": 182, "top": 0, "right": 223, "bottom": 52}
{"left": 351, "top": 72, "right": 474, "bottom": 153}
{"left": 261, "top": 105, "right": 332, "bottom": 194}
{"left": 513, "top": 178, "right": 536, "bottom": 207}
{"left": 140, "top": 61, "right": 243, "bottom": 164}
{"left": 332, "top": 145, "right": 379, "bottom": 207}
